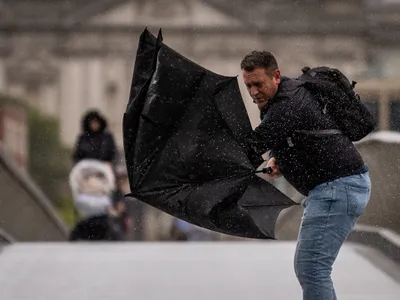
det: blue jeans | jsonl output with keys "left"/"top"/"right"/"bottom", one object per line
{"left": 294, "top": 172, "right": 371, "bottom": 300}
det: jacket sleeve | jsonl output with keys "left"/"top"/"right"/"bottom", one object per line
{"left": 242, "top": 93, "right": 304, "bottom": 167}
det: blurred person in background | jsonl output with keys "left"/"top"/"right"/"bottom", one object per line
{"left": 69, "top": 110, "right": 119, "bottom": 241}
{"left": 73, "top": 110, "right": 117, "bottom": 166}
{"left": 68, "top": 159, "right": 116, "bottom": 241}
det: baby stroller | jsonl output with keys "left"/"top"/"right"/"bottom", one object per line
{"left": 68, "top": 159, "right": 117, "bottom": 241}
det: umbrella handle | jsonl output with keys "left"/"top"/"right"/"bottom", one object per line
{"left": 255, "top": 167, "right": 273, "bottom": 174}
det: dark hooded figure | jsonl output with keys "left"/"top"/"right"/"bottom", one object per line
{"left": 73, "top": 110, "right": 117, "bottom": 165}
{"left": 70, "top": 110, "right": 118, "bottom": 241}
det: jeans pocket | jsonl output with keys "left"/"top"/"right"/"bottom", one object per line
{"left": 346, "top": 186, "right": 370, "bottom": 219}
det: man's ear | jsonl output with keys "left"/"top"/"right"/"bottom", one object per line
{"left": 273, "top": 69, "right": 281, "bottom": 85}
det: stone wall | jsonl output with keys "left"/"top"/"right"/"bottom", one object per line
{"left": 0, "top": 143, "right": 69, "bottom": 241}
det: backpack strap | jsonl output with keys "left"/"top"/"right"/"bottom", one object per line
{"left": 296, "top": 129, "right": 342, "bottom": 135}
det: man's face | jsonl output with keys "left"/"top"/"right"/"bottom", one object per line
{"left": 242, "top": 67, "right": 281, "bottom": 111}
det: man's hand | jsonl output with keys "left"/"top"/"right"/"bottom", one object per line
{"left": 266, "top": 157, "right": 281, "bottom": 179}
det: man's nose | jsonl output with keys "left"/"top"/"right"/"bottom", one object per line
{"left": 250, "top": 87, "right": 259, "bottom": 96}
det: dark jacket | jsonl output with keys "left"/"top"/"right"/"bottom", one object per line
{"left": 73, "top": 110, "right": 117, "bottom": 164}
{"left": 244, "top": 76, "right": 365, "bottom": 196}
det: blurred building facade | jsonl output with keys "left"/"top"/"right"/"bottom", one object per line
{"left": 0, "top": 0, "right": 399, "bottom": 149}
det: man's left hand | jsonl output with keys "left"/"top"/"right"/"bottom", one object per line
{"left": 266, "top": 157, "right": 281, "bottom": 179}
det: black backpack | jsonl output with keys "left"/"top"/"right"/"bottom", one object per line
{"left": 298, "top": 66, "right": 377, "bottom": 141}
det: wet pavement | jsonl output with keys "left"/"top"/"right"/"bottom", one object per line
{"left": 0, "top": 241, "right": 399, "bottom": 300}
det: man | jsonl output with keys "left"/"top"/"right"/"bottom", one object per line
{"left": 240, "top": 51, "right": 371, "bottom": 300}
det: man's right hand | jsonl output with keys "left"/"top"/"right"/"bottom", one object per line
{"left": 266, "top": 157, "right": 281, "bottom": 179}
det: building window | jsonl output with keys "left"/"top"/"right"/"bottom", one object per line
{"left": 389, "top": 99, "right": 400, "bottom": 132}
{"left": 105, "top": 82, "right": 119, "bottom": 134}
{"left": 363, "top": 99, "right": 379, "bottom": 131}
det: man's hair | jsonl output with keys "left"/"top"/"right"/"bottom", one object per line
{"left": 240, "top": 51, "right": 279, "bottom": 76}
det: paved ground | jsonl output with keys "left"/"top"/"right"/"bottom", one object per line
{"left": 0, "top": 241, "right": 399, "bottom": 300}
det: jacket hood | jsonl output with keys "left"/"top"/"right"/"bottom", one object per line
{"left": 82, "top": 110, "right": 107, "bottom": 133}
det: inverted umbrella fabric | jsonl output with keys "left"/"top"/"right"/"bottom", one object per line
{"left": 123, "top": 29, "right": 297, "bottom": 239}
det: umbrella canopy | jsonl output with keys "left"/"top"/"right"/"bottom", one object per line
{"left": 123, "top": 29, "right": 297, "bottom": 239}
